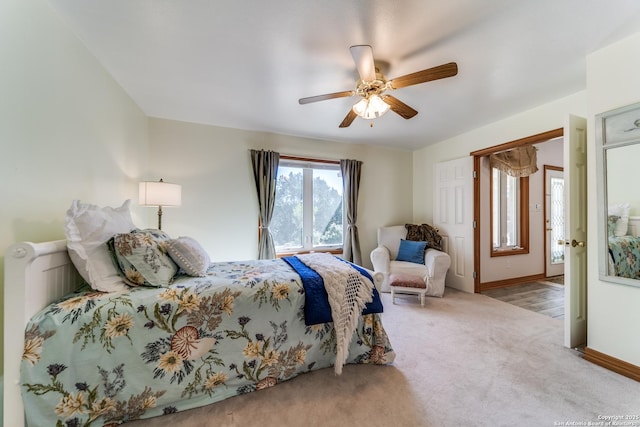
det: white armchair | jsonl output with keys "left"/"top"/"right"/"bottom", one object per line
{"left": 370, "top": 225, "right": 451, "bottom": 297}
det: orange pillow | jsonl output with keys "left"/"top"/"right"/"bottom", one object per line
{"left": 389, "top": 273, "right": 426, "bottom": 289}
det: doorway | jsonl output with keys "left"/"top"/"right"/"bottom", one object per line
{"left": 468, "top": 122, "right": 587, "bottom": 348}
{"left": 471, "top": 129, "right": 564, "bottom": 292}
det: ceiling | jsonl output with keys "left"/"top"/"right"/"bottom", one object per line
{"left": 48, "top": 0, "right": 640, "bottom": 150}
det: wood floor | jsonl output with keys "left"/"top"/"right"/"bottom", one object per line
{"left": 482, "top": 277, "right": 564, "bottom": 319}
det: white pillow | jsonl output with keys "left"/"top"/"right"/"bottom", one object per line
{"left": 609, "top": 203, "right": 630, "bottom": 237}
{"left": 64, "top": 200, "right": 137, "bottom": 292}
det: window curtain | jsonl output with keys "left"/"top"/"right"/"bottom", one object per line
{"left": 340, "top": 159, "right": 363, "bottom": 265}
{"left": 489, "top": 145, "right": 538, "bottom": 177}
{"left": 250, "top": 149, "right": 280, "bottom": 259}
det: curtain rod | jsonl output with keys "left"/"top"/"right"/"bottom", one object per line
{"left": 248, "top": 149, "right": 348, "bottom": 165}
{"left": 279, "top": 154, "right": 340, "bottom": 164}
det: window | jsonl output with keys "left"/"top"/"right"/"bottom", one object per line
{"left": 490, "top": 167, "right": 529, "bottom": 256}
{"left": 549, "top": 174, "right": 565, "bottom": 264}
{"left": 271, "top": 158, "right": 343, "bottom": 254}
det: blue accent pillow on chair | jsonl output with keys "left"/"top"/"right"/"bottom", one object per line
{"left": 396, "top": 239, "right": 427, "bottom": 264}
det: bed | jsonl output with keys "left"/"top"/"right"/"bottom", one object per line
{"left": 608, "top": 215, "right": 640, "bottom": 279}
{"left": 4, "top": 236, "right": 394, "bottom": 426}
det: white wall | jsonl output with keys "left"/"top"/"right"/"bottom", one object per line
{"left": 147, "top": 118, "right": 414, "bottom": 268}
{"left": 413, "top": 92, "right": 587, "bottom": 224}
{"left": 0, "top": 0, "right": 149, "bottom": 384}
{"left": 586, "top": 32, "right": 640, "bottom": 366}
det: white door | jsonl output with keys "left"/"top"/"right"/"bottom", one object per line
{"left": 434, "top": 156, "right": 475, "bottom": 293}
{"left": 564, "top": 114, "right": 588, "bottom": 348}
{"left": 545, "top": 167, "right": 565, "bottom": 277}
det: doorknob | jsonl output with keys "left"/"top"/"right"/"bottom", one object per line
{"left": 557, "top": 239, "right": 585, "bottom": 247}
{"left": 571, "top": 239, "right": 585, "bottom": 247}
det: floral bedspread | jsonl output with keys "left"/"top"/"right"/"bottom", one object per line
{"left": 20, "top": 259, "right": 395, "bottom": 426}
{"left": 608, "top": 235, "right": 640, "bottom": 279}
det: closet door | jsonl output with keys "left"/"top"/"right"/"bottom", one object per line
{"left": 434, "top": 156, "right": 474, "bottom": 293}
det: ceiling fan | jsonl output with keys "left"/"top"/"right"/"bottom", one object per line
{"left": 298, "top": 45, "right": 458, "bottom": 128}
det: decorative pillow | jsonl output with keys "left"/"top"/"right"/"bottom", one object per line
{"left": 167, "top": 236, "right": 210, "bottom": 277}
{"left": 389, "top": 273, "right": 426, "bottom": 289}
{"left": 396, "top": 239, "right": 427, "bottom": 264}
{"left": 405, "top": 223, "right": 443, "bottom": 251}
{"left": 405, "top": 224, "right": 424, "bottom": 241}
{"left": 609, "top": 203, "right": 630, "bottom": 236}
{"left": 64, "top": 200, "right": 136, "bottom": 292}
{"left": 108, "top": 229, "right": 178, "bottom": 287}
{"left": 608, "top": 215, "right": 620, "bottom": 237}
{"left": 420, "top": 223, "right": 443, "bottom": 251}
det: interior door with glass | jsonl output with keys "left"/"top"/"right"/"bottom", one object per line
{"left": 545, "top": 166, "right": 564, "bottom": 277}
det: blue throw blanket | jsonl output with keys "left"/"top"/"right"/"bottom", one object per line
{"left": 282, "top": 256, "right": 383, "bottom": 325}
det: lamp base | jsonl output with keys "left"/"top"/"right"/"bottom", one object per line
{"left": 157, "top": 206, "right": 163, "bottom": 230}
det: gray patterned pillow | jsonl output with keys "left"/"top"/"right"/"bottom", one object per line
{"left": 108, "top": 229, "right": 178, "bottom": 287}
{"left": 404, "top": 223, "right": 443, "bottom": 251}
{"left": 405, "top": 224, "right": 424, "bottom": 241}
{"left": 420, "top": 223, "right": 443, "bottom": 251}
{"left": 167, "top": 236, "right": 210, "bottom": 277}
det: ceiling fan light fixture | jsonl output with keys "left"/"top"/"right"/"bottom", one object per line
{"left": 299, "top": 45, "right": 457, "bottom": 128}
{"left": 352, "top": 94, "right": 390, "bottom": 119}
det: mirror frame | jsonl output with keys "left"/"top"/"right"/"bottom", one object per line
{"left": 596, "top": 101, "right": 640, "bottom": 287}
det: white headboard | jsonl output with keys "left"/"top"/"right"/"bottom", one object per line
{"left": 4, "top": 240, "right": 84, "bottom": 427}
{"left": 628, "top": 216, "right": 640, "bottom": 236}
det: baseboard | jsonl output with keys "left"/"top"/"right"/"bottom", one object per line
{"left": 480, "top": 274, "right": 547, "bottom": 291}
{"left": 583, "top": 347, "right": 640, "bottom": 382}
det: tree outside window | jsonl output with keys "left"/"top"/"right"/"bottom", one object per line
{"left": 272, "top": 161, "right": 343, "bottom": 253}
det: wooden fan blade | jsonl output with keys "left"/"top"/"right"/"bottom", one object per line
{"left": 298, "top": 90, "right": 356, "bottom": 104}
{"left": 350, "top": 45, "right": 376, "bottom": 82}
{"left": 299, "top": 90, "right": 355, "bottom": 104}
{"left": 339, "top": 109, "right": 358, "bottom": 128}
{"left": 389, "top": 62, "right": 458, "bottom": 89}
{"left": 381, "top": 95, "right": 418, "bottom": 119}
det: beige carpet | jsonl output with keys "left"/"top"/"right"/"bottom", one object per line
{"left": 129, "top": 289, "right": 640, "bottom": 427}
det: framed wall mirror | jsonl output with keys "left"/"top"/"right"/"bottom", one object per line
{"left": 596, "top": 101, "right": 640, "bottom": 287}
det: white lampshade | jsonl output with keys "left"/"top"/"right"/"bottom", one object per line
{"left": 352, "top": 94, "right": 390, "bottom": 119}
{"left": 139, "top": 180, "right": 182, "bottom": 207}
